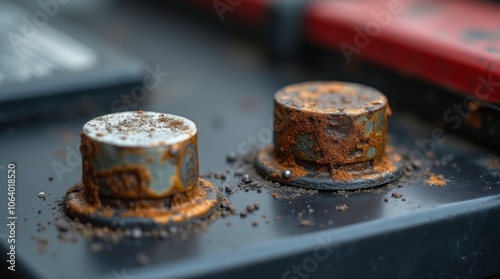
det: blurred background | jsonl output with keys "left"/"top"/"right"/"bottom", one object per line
{"left": 1, "top": 0, "right": 499, "bottom": 164}
{"left": 1, "top": 1, "right": 500, "bottom": 278}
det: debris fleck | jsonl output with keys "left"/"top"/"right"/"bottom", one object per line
{"left": 299, "top": 219, "right": 312, "bottom": 227}
{"left": 246, "top": 204, "right": 255, "bottom": 212}
{"left": 335, "top": 204, "right": 349, "bottom": 211}
{"left": 136, "top": 252, "right": 149, "bottom": 266}
{"left": 425, "top": 174, "right": 446, "bottom": 186}
{"left": 391, "top": 192, "right": 403, "bottom": 199}
{"left": 226, "top": 152, "right": 237, "bottom": 162}
{"left": 131, "top": 227, "right": 143, "bottom": 239}
{"left": 242, "top": 174, "right": 251, "bottom": 183}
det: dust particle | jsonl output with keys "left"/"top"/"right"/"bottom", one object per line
{"left": 335, "top": 204, "right": 348, "bottom": 211}
{"left": 299, "top": 219, "right": 312, "bottom": 227}
{"left": 391, "top": 192, "right": 403, "bottom": 199}
{"left": 136, "top": 252, "right": 149, "bottom": 266}
{"left": 246, "top": 204, "right": 255, "bottom": 212}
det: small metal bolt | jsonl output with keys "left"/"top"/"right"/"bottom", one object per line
{"left": 282, "top": 169, "right": 292, "bottom": 179}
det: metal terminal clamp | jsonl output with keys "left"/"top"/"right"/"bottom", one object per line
{"left": 256, "top": 81, "right": 403, "bottom": 190}
{"left": 64, "top": 111, "right": 221, "bottom": 228}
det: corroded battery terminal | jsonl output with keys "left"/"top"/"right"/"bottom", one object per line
{"left": 256, "top": 81, "right": 403, "bottom": 190}
{"left": 64, "top": 111, "right": 221, "bottom": 227}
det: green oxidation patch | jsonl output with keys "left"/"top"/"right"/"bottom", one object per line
{"left": 356, "top": 115, "right": 367, "bottom": 124}
{"left": 375, "top": 111, "right": 384, "bottom": 132}
{"left": 356, "top": 115, "right": 373, "bottom": 136}
{"left": 366, "top": 147, "right": 377, "bottom": 159}
{"left": 292, "top": 133, "right": 317, "bottom": 161}
{"left": 150, "top": 161, "right": 176, "bottom": 194}
{"left": 180, "top": 143, "right": 199, "bottom": 189}
{"left": 364, "top": 120, "right": 373, "bottom": 136}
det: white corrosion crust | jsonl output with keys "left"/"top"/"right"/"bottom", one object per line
{"left": 83, "top": 111, "right": 197, "bottom": 147}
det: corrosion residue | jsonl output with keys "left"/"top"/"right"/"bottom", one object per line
{"left": 485, "top": 159, "right": 500, "bottom": 170}
{"left": 101, "top": 165, "right": 152, "bottom": 198}
{"left": 65, "top": 178, "right": 220, "bottom": 226}
{"left": 120, "top": 179, "right": 220, "bottom": 224}
{"left": 465, "top": 110, "right": 481, "bottom": 130}
{"left": 426, "top": 174, "right": 447, "bottom": 186}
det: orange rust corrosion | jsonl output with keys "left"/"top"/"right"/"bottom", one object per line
{"left": 64, "top": 111, "right": 220, "bottom": 228}
{"left": 65, "top": 178, "right": 219, "bottom": 225}
{"left": 256, "top": 81, "right": 402, "bottom": 190}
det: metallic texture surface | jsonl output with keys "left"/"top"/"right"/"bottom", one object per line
{"left": 256, "top": 81, "right": 402, "bottom": 189}
{"left": 64, "top": 111, "right": 221, "bottom": 227}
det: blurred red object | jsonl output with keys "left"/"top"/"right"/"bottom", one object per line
{"left": 307, "top": 0, "right": 500, "bottom": 104}
{"left": 189, "top": 0, "right": 500, "bottom": 104}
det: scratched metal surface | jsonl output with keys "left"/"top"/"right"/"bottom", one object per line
{"left": 1, "top": 1, "right": 500, "bottom": 278}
